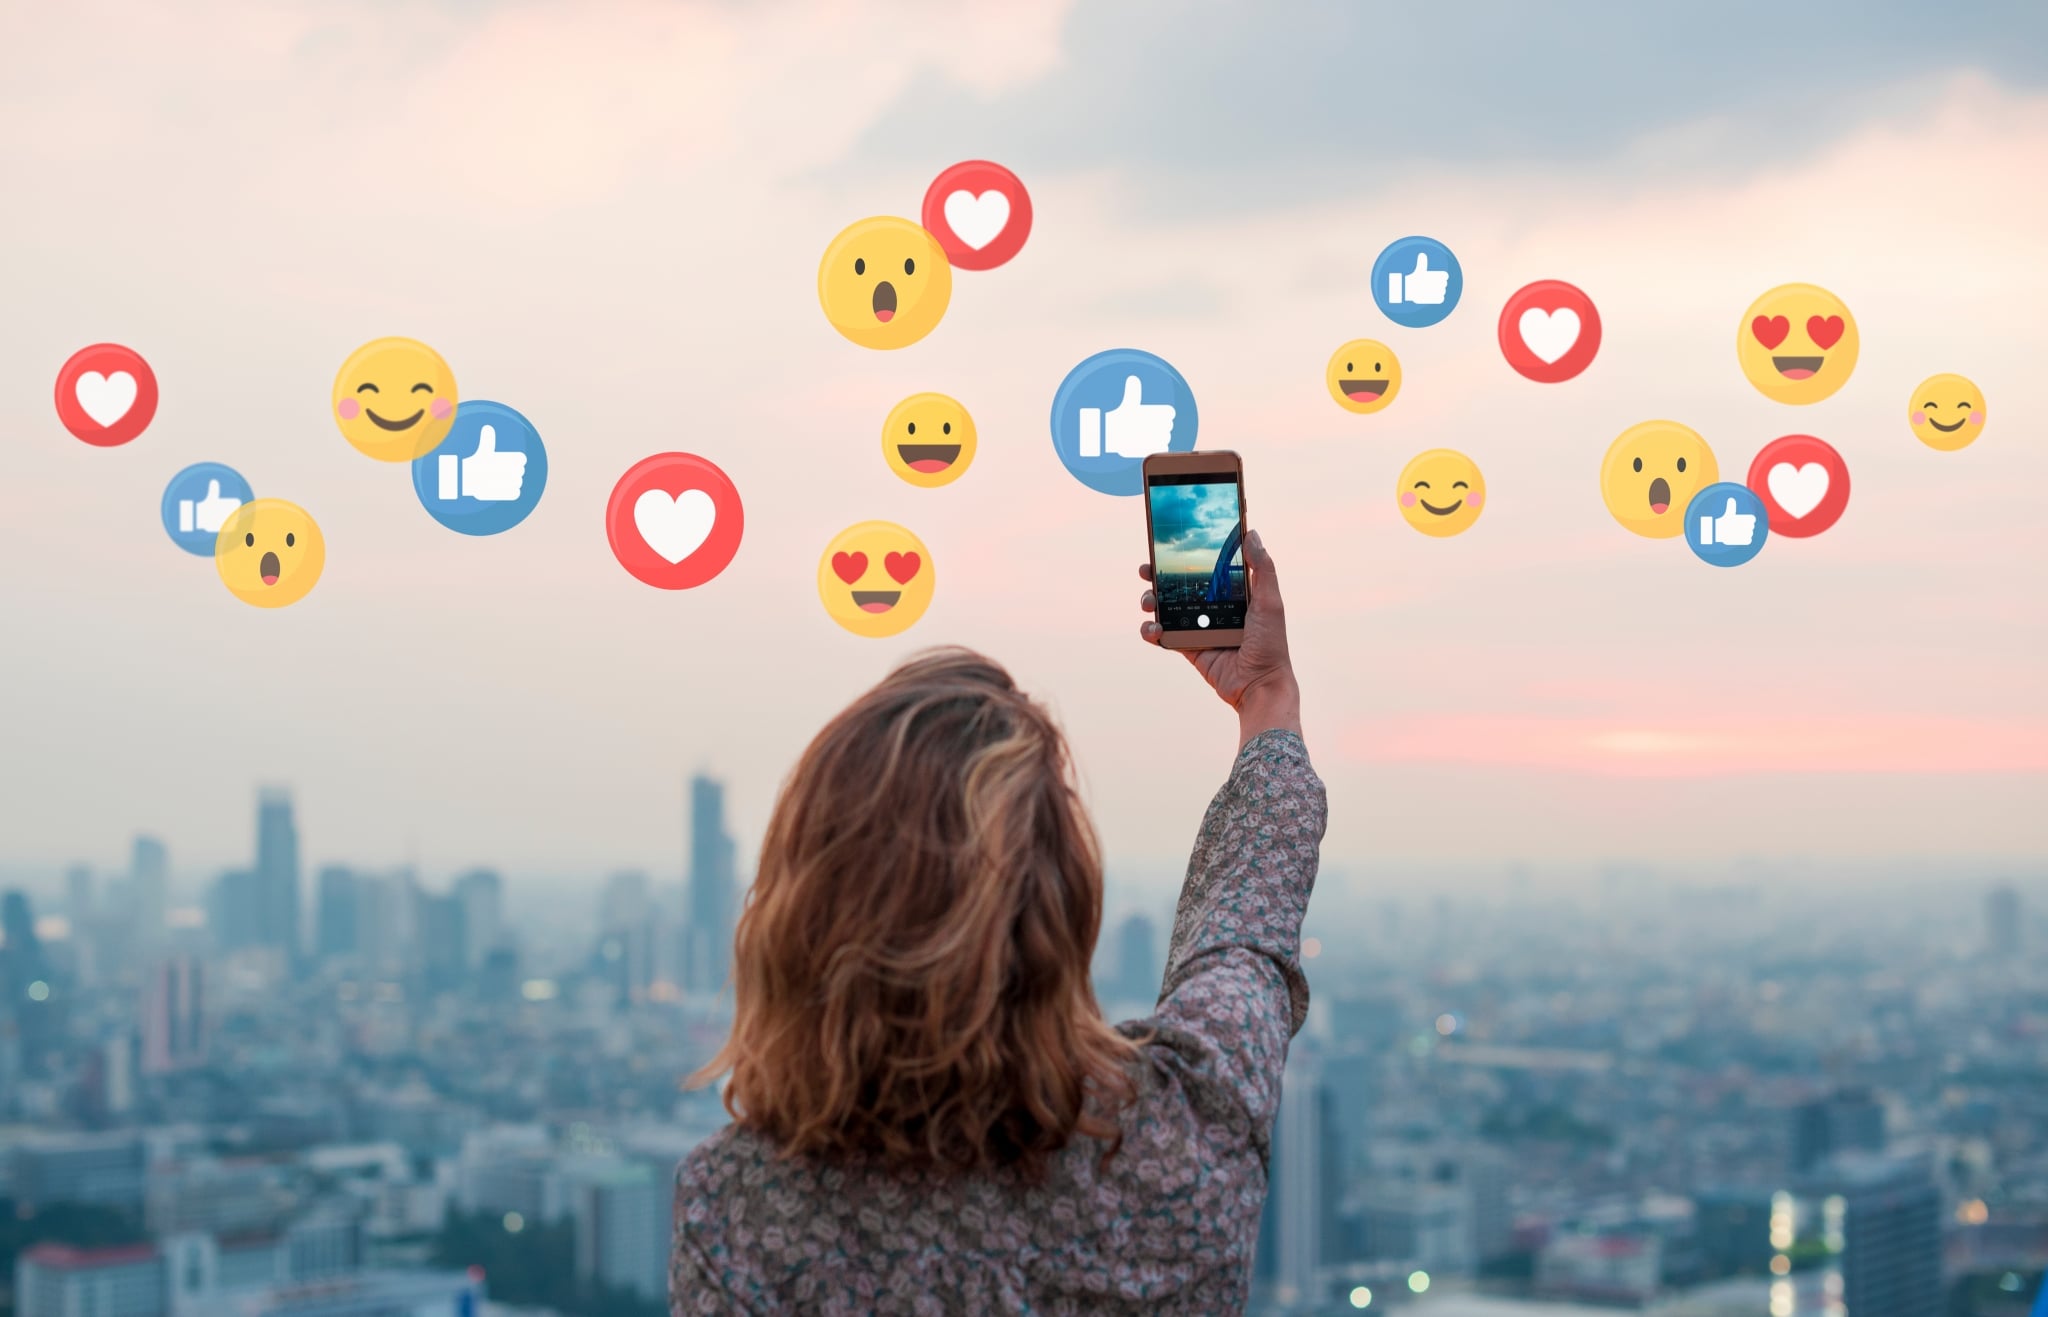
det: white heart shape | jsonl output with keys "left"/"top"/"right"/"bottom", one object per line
{"left": 76, "top": 371, "right": 138, "bottom": 428}
{"left": 633, "top": 488, "right": 716, "bottom": 565}
{"left": 1767, "top": 462, "right": 1829, "bottom": 519}
{"left": 943, "top": 189, "right": 1010, "bottom": 251}
{"left": 1517, "top": 308, "right": 1581, "bottom": 365}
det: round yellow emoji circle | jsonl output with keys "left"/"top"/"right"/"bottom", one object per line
{"left": 1600, "top": 421, "right": 1719, "bottom": 539}
{"left": 817, "top": 218, "right": 953, "bottom": 350}
{"left": 881, "top": 393, "right": 977, "bottom": 488}
{"left": 1909, "top": 372, "right": 1986, "bottom": 451}
{"left": 818, "top": 522, "right": 934, "bottom": 638}
{"left": 1326, "top": 339, "right": 1402, "bottom": 415}
{"left": 1736, "top": 284, "right": 1858, "bottom": 404}
{"left": 1396, "top": 449, "right": 1484, "bottom": 537}
{"left": 216, "top": 499, "right": 326, "bottom": 608}
{"left": 332, "top": 337, "right": 458, "bottom": 461}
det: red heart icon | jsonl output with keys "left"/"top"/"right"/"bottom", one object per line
{"left": 1751, "top": 315, "right": 1789, "bottom": 350}
{"left": 1806, "top": 315, "right": 1844, "bottom": 349}
{"left": 884, "top": 551, "right": 921, "bottom": 584}
{"left": 831, "top": 551, "right": 866, "bottom": 584}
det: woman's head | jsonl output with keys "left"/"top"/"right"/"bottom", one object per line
{"left": 702, "top": 647, "right": 1137, "bottom": 1175}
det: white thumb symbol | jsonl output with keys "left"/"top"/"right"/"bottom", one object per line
{"left": 205, "top": 480, "right": 222, "bottom": 499}
{"left": 473, "top": 424, "right": 498, "bottom": 455}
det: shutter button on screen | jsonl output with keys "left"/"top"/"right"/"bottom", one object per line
{"left": 1197, "top": 614, "right": 1211, "bottom": 628}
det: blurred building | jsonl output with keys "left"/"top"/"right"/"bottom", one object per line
{"left": 9, "top": 1130, "right": 147, "bottom": 1212}
{"left": 141, "top": 957, "right": 206, "bottom": 1076}
{"left": 1692, "top": 1187, "right": 1777, "bottom": 1278}
{"left": 1799, "top": 1153, "right": 1942, "bottom": 1317}
{"left": 316, "top": 867, "right": 360, "bottom": 961}
{"left": 14, "top": 1243, "right": 163, "bottom": 1317}
{"left": 67, "top": 864, "right": 95, "bottom": 925}
{"left": 1254, "top": 1055, "right": 1339, "bottom": 1306}
{"left": 683, "top": 774, "right": 737, "bottom": 995}
{"left": 256, "top": 788, "right": 303, "bottom": 966}
{"left": 1110, "top": 912, "right": 1160, "bottom": 1007}
{"left": 1789, "top": 1087, "right": 1885, "bottom": 1174}
{"left": 453, "top": 869, "right": 503, "bottom": 969}
{"left": 212, "top": 869, "right": 264, "bottom": 953}
{"left": 1536, "top": 1227, "right": 1661, "bottom": 1304}
{"left": 1987, "top": 884, "right": 2022, "bottom": 959}
{"left": 565, "top": 1159, "right": 670, "bottom": 1302}
{"left": 132, "top": 835, "right": 169, "bottom": 948}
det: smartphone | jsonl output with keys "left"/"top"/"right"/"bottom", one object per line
{"left": 1142, "top": 450, "right": 1247, "bottom": 650}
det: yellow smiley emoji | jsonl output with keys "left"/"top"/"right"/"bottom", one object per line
{"left": 1600, "top": 421, "right": 1718, "bottom": 538}
{"left": 1396, "top": 449, "right": 1484, "bottom": 537}
{"left": 817, "top": 218, "right": 953, "bottom": 350}
{"left": 1736, "top": 284, "right": 1858, "bottom": 404}
{"left": 818, "top": 522, "right": 934, "bottom": 638}
{"left": 332, "top": 337, "right": 458, "bottom": 461}
{"left": 216, "top": 499, "right": 326, "bottom": 608}
{"left": 881, "top": 393, "right": 977, "bottom": 488}
{"left": 1909, "top": 372, "right": 1987, "bottom": 451}
{"left": 1326, "top": 339, "right": 1402, "bottom": 414}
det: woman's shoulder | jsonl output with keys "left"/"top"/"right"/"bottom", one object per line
{"left": 675, "top": 1122, "right": 777, "bottom": 1204}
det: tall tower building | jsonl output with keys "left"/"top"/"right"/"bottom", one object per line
{"left": 1112, "top": 912, "right": 1161, "bottom": 1006}
{"left": 255, "top": 789, "right": 301, "bottom": 965}
{"left": 131, "top": 836, "right": 168, "bottom": 946}
{"left": 1255, "top": 1054, "right": 1335, "bottom": 1306}
{"left": 1799, "top": 1154, "right": 1942, "bottom": 1317}
{"left": 454, "top": 869, "right": 504, "bottom": 968}
{"left": 683, "top": 775, "right": 737, "bottom": 995}
{"left": 65, "top": 866, "right": 95, "bottom": 925}
{"left": 315, "top": 867, "right": 360, "bottom": 961}
{"left": 141, "top": 957, "right": 206, "bottom": 1075}
{"left": 1986, "top": 884, "right": 2022, "bottom": 959}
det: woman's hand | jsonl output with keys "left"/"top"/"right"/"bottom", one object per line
{"left": 1140, "top": 529, "right": 1302, "bottom": 746}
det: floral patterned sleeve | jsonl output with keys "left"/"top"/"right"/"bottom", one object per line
{"left": 1139, "top": 728, "right": 1326, "bottom": 1157}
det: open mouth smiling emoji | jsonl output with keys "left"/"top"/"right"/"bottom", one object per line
{"left": 215, "top": 499, "right": 326, "bottom": 608}
{"left": 818, "top": 522, "right": 935, "bottom": 637}
{"left": 1326, "top": 339, "right": 1402, "bottom": 415}
{"left": 1736, "top": 285, "right": 1858, "bottom": 404}
{"left": 332, "top": 338, "right": 458, "bottom": 461}
{"left": 882, "top": 393, "right": 977, "bottom": 487}
{"left": 1601, "top": 421, "right": 1719, "bottom": 539}
{"left": 818, "top": 218, "right": 953, "bottom": 350}
{"left": 1909, "top": 373, "right": 1987, "bottom": 451}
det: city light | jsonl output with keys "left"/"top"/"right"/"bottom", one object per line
{"left": 1435, "top": 1013, "right": 1458, "bottom": 1036}
{"left": 1408, "top": 1270, "right": 1430, "bottom": 1293}
{"left": 1958, "top": 1198, "right": 1990, "bottom": 1225}
{"left": 520, "top": 978, "right": 559, "bottom": 1001}
{"left": 1770, "top": 1253, "right": 1791, "bottom": 1276}
{"left": 1348, "top": 1285, "right": 1372, "bottom": 1308}
{"left": 1301, "top": 936, "right": 1322, "bottom": 960}
{"left": 502, "top": 1212, "right": 524, "bottom": 1234}
{"left": 26, "top": 980, "right": 50, "bottom": 1002}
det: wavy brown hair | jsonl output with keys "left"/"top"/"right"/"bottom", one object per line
{"left": 694, "top": 648, "right": 1141, "bottom": 1177}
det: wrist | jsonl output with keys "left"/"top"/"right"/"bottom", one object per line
{"left": 1234, "top": 676, "right": 1302, "bottom": 745}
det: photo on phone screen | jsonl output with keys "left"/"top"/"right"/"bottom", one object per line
{"left": 1147, "top": 471, "right": 1246, "bottom": 632}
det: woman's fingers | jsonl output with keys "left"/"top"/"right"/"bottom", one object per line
{"left": 1138, "top": 562, "right": 1154, "bottom": 582}
{"left": 1245, "top": 530, "right": 1280, "bottom": 608}
{"left": 1140, "top": 589, "right": 1156, "bottom": 613}
{"left": 1139, "top": 619, "right": 1163, "bottom": 645}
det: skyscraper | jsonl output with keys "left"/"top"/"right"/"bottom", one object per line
{"left": 141, "top": 957, "right": 206, "bottom": 1075}
{"left": 1112, "top": 912, "right": 1161, "bottom": 1006}
{"left": 453, "top": 870, "right": 504, "bottom": 968}
{"left": 1255, "top": 1054, "right": 1337, "bottom": 1307}
{"left": 1987, "top": 884, "right": 2022, "bottom": 959}
{"left": 1790, "top": 1086, "right": 1886, "bottom": 1174}
{"left": 316, "top": 867, "right": 360, "bottom": 961}
{"left": 131, "top": 836, "right": 168, "bottom": 946}
{"left": 683, "top": 774, "right": 737, "bottom": 995}
{"left": 1799, "top": 1153, "right": 1942, "bottom": 1317}
{"left": 256, "top": 789, "right": 301, "bottom": 965}
{"left": 65, "top": 865, "right": 95, "bottom": 924}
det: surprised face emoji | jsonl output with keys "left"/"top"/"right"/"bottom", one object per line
{"left": 216, "top": 499, "right": 326, "bottom": 608}
{"left": 817, "top": 218, "right": 953, "bottom": 350}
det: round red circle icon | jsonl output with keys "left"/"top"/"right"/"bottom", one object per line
{"left": 1497, "top": 281, "right": 1601, "bottom": 383}
{"left": 55, "top": 344, "right": 158, "bottom": 446}
{"left": 920, "top": 160, "right": 1032, "bottom": 271}
{"left": 1746, "top": 435, "right": 1849, "bottom": 538}
{"left": 605, "top": 453, "right": 744, "bottom": 589}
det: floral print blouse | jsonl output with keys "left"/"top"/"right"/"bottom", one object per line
{"left": 671, "top": 729, "right": 1326, "bottom": 1314}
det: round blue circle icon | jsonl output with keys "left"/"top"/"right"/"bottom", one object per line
{"left": 159, "top": 463, "right": 255, "bottom": 556}
{"left": 1684, "top": 481, "right": 1770, "bottom": 568}
{"left": 1370, "top": 236, "right": 1463, "bottom": 328}
{"left": 411, "top": 400, "right": 548, "bottom": 535}
{"left": 1049, "top": 349, "right": 1198, "bottom": 496}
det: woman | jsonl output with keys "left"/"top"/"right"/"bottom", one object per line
{"left": 672, "top": 531, "right": 1325, "bottom": 1314}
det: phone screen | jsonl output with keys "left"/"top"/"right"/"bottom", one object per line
{"left": 1146, "top": 470, "right": 1246, "bottom": 633}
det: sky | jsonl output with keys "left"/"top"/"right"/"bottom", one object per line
{"left": 1, "top": 0, "right": 2045, "bottom": 907}
{"left": 1149, "top": 482, "right": 1240, "bottom": 576}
